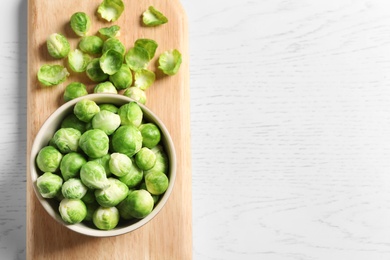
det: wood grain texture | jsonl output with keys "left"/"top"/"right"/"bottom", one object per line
{"left": 26, "top": 0, "right": 191, "bottom": 259}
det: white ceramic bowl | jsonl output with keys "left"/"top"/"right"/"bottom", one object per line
{"left": 30, "top": 94, "right": 176, "bottom": 237}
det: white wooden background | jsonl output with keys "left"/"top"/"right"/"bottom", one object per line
{"left": 2, "top": 0, "right": 390, "bottom": 259}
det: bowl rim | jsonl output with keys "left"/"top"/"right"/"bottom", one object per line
{"left": 30, "top": 93, "right": 177, "bottom": 237}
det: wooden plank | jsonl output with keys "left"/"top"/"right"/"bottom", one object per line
{"left": 26, "top": 0, "right": 191, "bottom": 259}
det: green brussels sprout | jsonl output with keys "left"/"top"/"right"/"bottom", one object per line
{"left": 37, "top": 64, "right": 69, "bottom": 86}
{"left": 74, "top": 99, "right": 100, "bottom": 123}
{"left": 102, "top": 37, "right": 126, "bottom": 56}
{"left": 97, "top": 0, "right": 125, "bottom": 22}
{"left": 92, "top": 110, "right": 121, "bottom": 135}
{"left": 123, "top": 87, "right": 147, "bottom": 105}
{"left": 95, "top": 178, "right": 129, "bottom": 207}
{"left": 94, "top": 81, "right": 118, "bottom": 94}
{"left": 118, "top": 102, "right": 143, "bottom": 127}
{"left": 59, "top": 198, "right": 87, "bottom": 224}
{"left": 92, "top": 206, "right": 120, "bottom": 230}
{"left": 98, "top": 25, "right": 121, "bottom": 39}
{"left": 79, "top": 36, "right": 104, "bottom": 55}
{"left": 135, "top": 147, "right": 156, "bottom": 171}
{"left": 70, "top": 12, "right": 91, "bottom": 37}
{"left": 111, "top": 125, "right": 142, "bottom": 157}
{"left": 36, "top": 172, "right": 63, "bottom": 198}
{"left": 86, "top": 58, "right": 109, "bottom": 82}
{"left": 145, "top": 171, "right": 169, "bottom": 195}
{"left": 82, "top": 188, "right": 96, "bottom": 204}
{"left": 108, "top": 152, "right": 132, "bottom": 177}
{"left": 84, "top": 201, "right": 99, "bottom": 221}
{"left": 134, "top": 38, "right": 158, "bottom": 60}
{"left": 36, "top": 146, "right": 63, "bottom": 173}
{"left": 61, "top": 114, "right": 87, "bottom": 133}
{"left": 90, "top": 154, "right": 112, "bottom": 177}
{"left": 125, "top": 46, "right": 149, "bottom": 71}
{"left": 142, "top": 6, "right": 168, "bottom": 27}
{"left": 158, "top": 49, "right": 182, "bottom": 76}
{"left": 63, "top": 82, "right": 88, "bottom": 102}
{"left": 134, "top": 69, "right": 155, "bottom": 91}
{"left": 46, "top": 33, "right": 70, "bottom": 58}
{"left": 80, "top": 161, "right": 109, "bottom": 189}
{"left": 100, "top": 49, "right": 124, "bottom": 75}
{"left": 51, "top": 128, "right": 81, "bottom": 154}
{"left": 117, "top": 189, "right": 154, "bottom": 219}
{"left": 118, "top": 158, "right": 143, "bottom": 188}
{"left": 61, "top": 178, "right": 88, "bottom": 199}
{"left": 144, "top": 145, "right": 169, "bottom": 175}
{"left": 139, "top": 182, "right": 159, "bottom": 204}
{"left": 109, "top": 64, "right": 132, "bottom": 90}
{"left": 79, "top": 129, "right": 109, "bottom": 158}
{"left": 60, "top": 152, "right": 87, "bottom": 181}
{"left": 139, "top": 123, "right": 161, "bottom": 148}
{"left": 99, "top": 103, "right": 118, "bottom": 114}
{"left": 68, "top": 49, "right": 92, "bottom": 73}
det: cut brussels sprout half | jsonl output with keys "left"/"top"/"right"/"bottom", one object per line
{"left": 36, "top": 172, "right": 63, "bottom": 199}
{"left": 94, "top": 81, "right": 118, "bottom": 94}
{"left": 123, "top": 87, "right": 147, "bottom": 105}
{"left": 100, "top": 49, "right": 124, "bottom": 75}
{"left": 63, "top": 82, "right": 88, "bottom": 102}
{"left": 70, "top": 12, "right": 91, "bottom": 37}
{"left": 158, "top": 49, "right": 182, "bottom": 76}
{"left": 86, "top": 58, "right": 109, "bottom": 82}
{"left": 102, "top": 37, "right": 126, "bottom": 56}
{"left": 79, "top": 36, "right": 104, "bottom": 55}
{"left": 142, "top": 6, "right": 168, "bottom": 27}
{"left": 134, "top": 69, "right": 155, "bottom": 91}
{"left": 134, "top": 38, "right": 158, "bottom": 60}
{"left": 98, "top": 25, "right": 121, "bottom": 39}
{"left": 46, "top": 33, "right": 70, "bottom": 59}
{"left": 125, "top": 46, "right": 149, "bottom": 71}
{"left": 97, "top": 0, "right": 125, "bottom": 22}
{"left": 37, "top": 64, "right": 69, "bottom": 87}
{"left": 68, "top": 49, "right": 92, "bottom": 73}
{"left": 109, "top": 64, "right": 132, "bottom": 90}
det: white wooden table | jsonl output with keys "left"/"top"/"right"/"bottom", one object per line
{"left": 2, "top": 0, "right": 390, "bottom": 259}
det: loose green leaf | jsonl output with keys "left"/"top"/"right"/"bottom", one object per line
{"left": 100, "top": 49, "right": 124, "bottom": 75}
{"left": 125, "top": 46, "right": 149, "bottom": 71}
{"left": 97, "top": 0, "right": 125, "bottom": 22}
{"left": 134, "top": 38, "right": 158, "bottom": 60}
{"left": 134, "top": 69, "right": 155, "bottom": 91}
{"left": 68, "top": 49, "right": 92, "bottom": 73}
{"left": 142, "top": 6, "right": 168, "bottom": 27}
{"left": 37, "top": 64, "right": 69, "bottom": 86}
{"left": 158, "top": 49, "right": 182, "bottom": 76}
{"left": 86, "top": 58, "right": 109, "bottom": 82}
{"left": 98, "top": 25, "right": 121, "bottom": 39}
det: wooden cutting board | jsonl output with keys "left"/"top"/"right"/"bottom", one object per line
{"left": 26, "top": 0, "right": 192, "bottom": 259}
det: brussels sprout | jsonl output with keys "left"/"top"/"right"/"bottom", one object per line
{"left": 145, "top": 171, "right": 169, "bottom": 195}
{"left": 92, "top": 110, "right": 121, "bottom": 135}
{"left": 82, "top": 188, "right": 96, "bottom": 204}
{"left": 61, "top": 114, "right": 87, "bottom": 133}
{"left": 118, "top": 189, "right": 154, "bottom": 219}
{"left": 36, "top": 172, "right": 63, "bottom": 198}
{"left": 158, "top": 49, "right": 182, "bottom": 76}
{"left": 111, "top": 125, "right": 142, "bottom": 157}
{"left": 93, "top": 206, "right": 120, "bottom": 230}
{"left": 61, "top": 178, "right": 88, "bottom": 199}
{"left": 86, "top": 58, "right": 109, "bottom": 82}
{"left": 79, "top": 36, "right": 104, "bottom": 55}
{"left": 125, "top": 46, "right": 149, "bottom": 71}
{"left": 90, "top": 154, "right": 112, "bottom": 177}
{"left": 79, "top": 129, "right": 109, "bottom": 158}
{"left": 139, "top": 182, "right": 159, "bottom": 204}
{"left": 99, "top": 103, "right": 118, "bottom": 114}
{"left": 95, "top": 178, "right": 129, "bottom": 207}
{"left": 118, "top": 102, "right": 143, "bottom": 127}
{"left": 36, "top": 146, "right": 63, "bottom": 173}
{"left": 59, "top": 198, "right": 87, "bottom": 224}
{"left": 118, "top": 158, "right": 143, "bottom": 188}
{"left": 98, "top": 25, "right": 121, "bottom": 39}
{"left": 97, "top": 0, "right": 125, "bottom": 22}
{"left": 60, "top": 152, "right": 87, "bottom": 181}
{"left": 142, "top": 6, "right": 168, "bottom": 27}
{"left": 102, "top": 37, "right": 126, "bottom": 56}
{"left": 68, "top": 49, "right": 92, "bottom": 73}
{"left": 139, "top": 123, "right": 161, "bottom": 148}
{"left": 84, "top": 201, "right": 99, "bottom": 221}
{"left": 100, "top": 49, "right": 124, "bottom": 75}
{"left": 80, "top": 161, "right": 109, "bottom": 189}
{"left": 63, "top": 82, "right": 88, "bottom": 102}
{"left": 74, "top": 99, "right": 100, "bottom": 123}
{"left": 144, "top": 145, "right": 169, "bottom": 175}
{"left": 46, "top": 33, "right": 70, "bottom": 58}
{"left": 134, "top": 38, "right": 158, "bottom": 60}
{"left": 135, "top": 147, "right": 156, "bottom": 171}
{"left": 134, "top": 69, "right": 155, "bottom": 91}
{"left": 37, "top": 64, "right": 69, "bottom": 86}
{"left": 94, "top": 81, "right": 117, "bottom": 94}
{"left": 108, "top": 152, "right": 132, "bottom": 177}
{"left": 51, "top": 128, "right": 81, "bottom": 154}
{"left": 70, "top": 12, "right": 91, "bottom": 37}
{"left": 109, "top": 64, "right": 132, "bottom": 90}
{"left": 123, "top": 87, "right": 147, "bottom": 105}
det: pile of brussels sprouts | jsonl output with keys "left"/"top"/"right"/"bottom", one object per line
{"left": 37, "top": 0, "right": 182, "bottom": 105}
{"left": 35, "top": 98, "right": 170, "bottom": 230}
